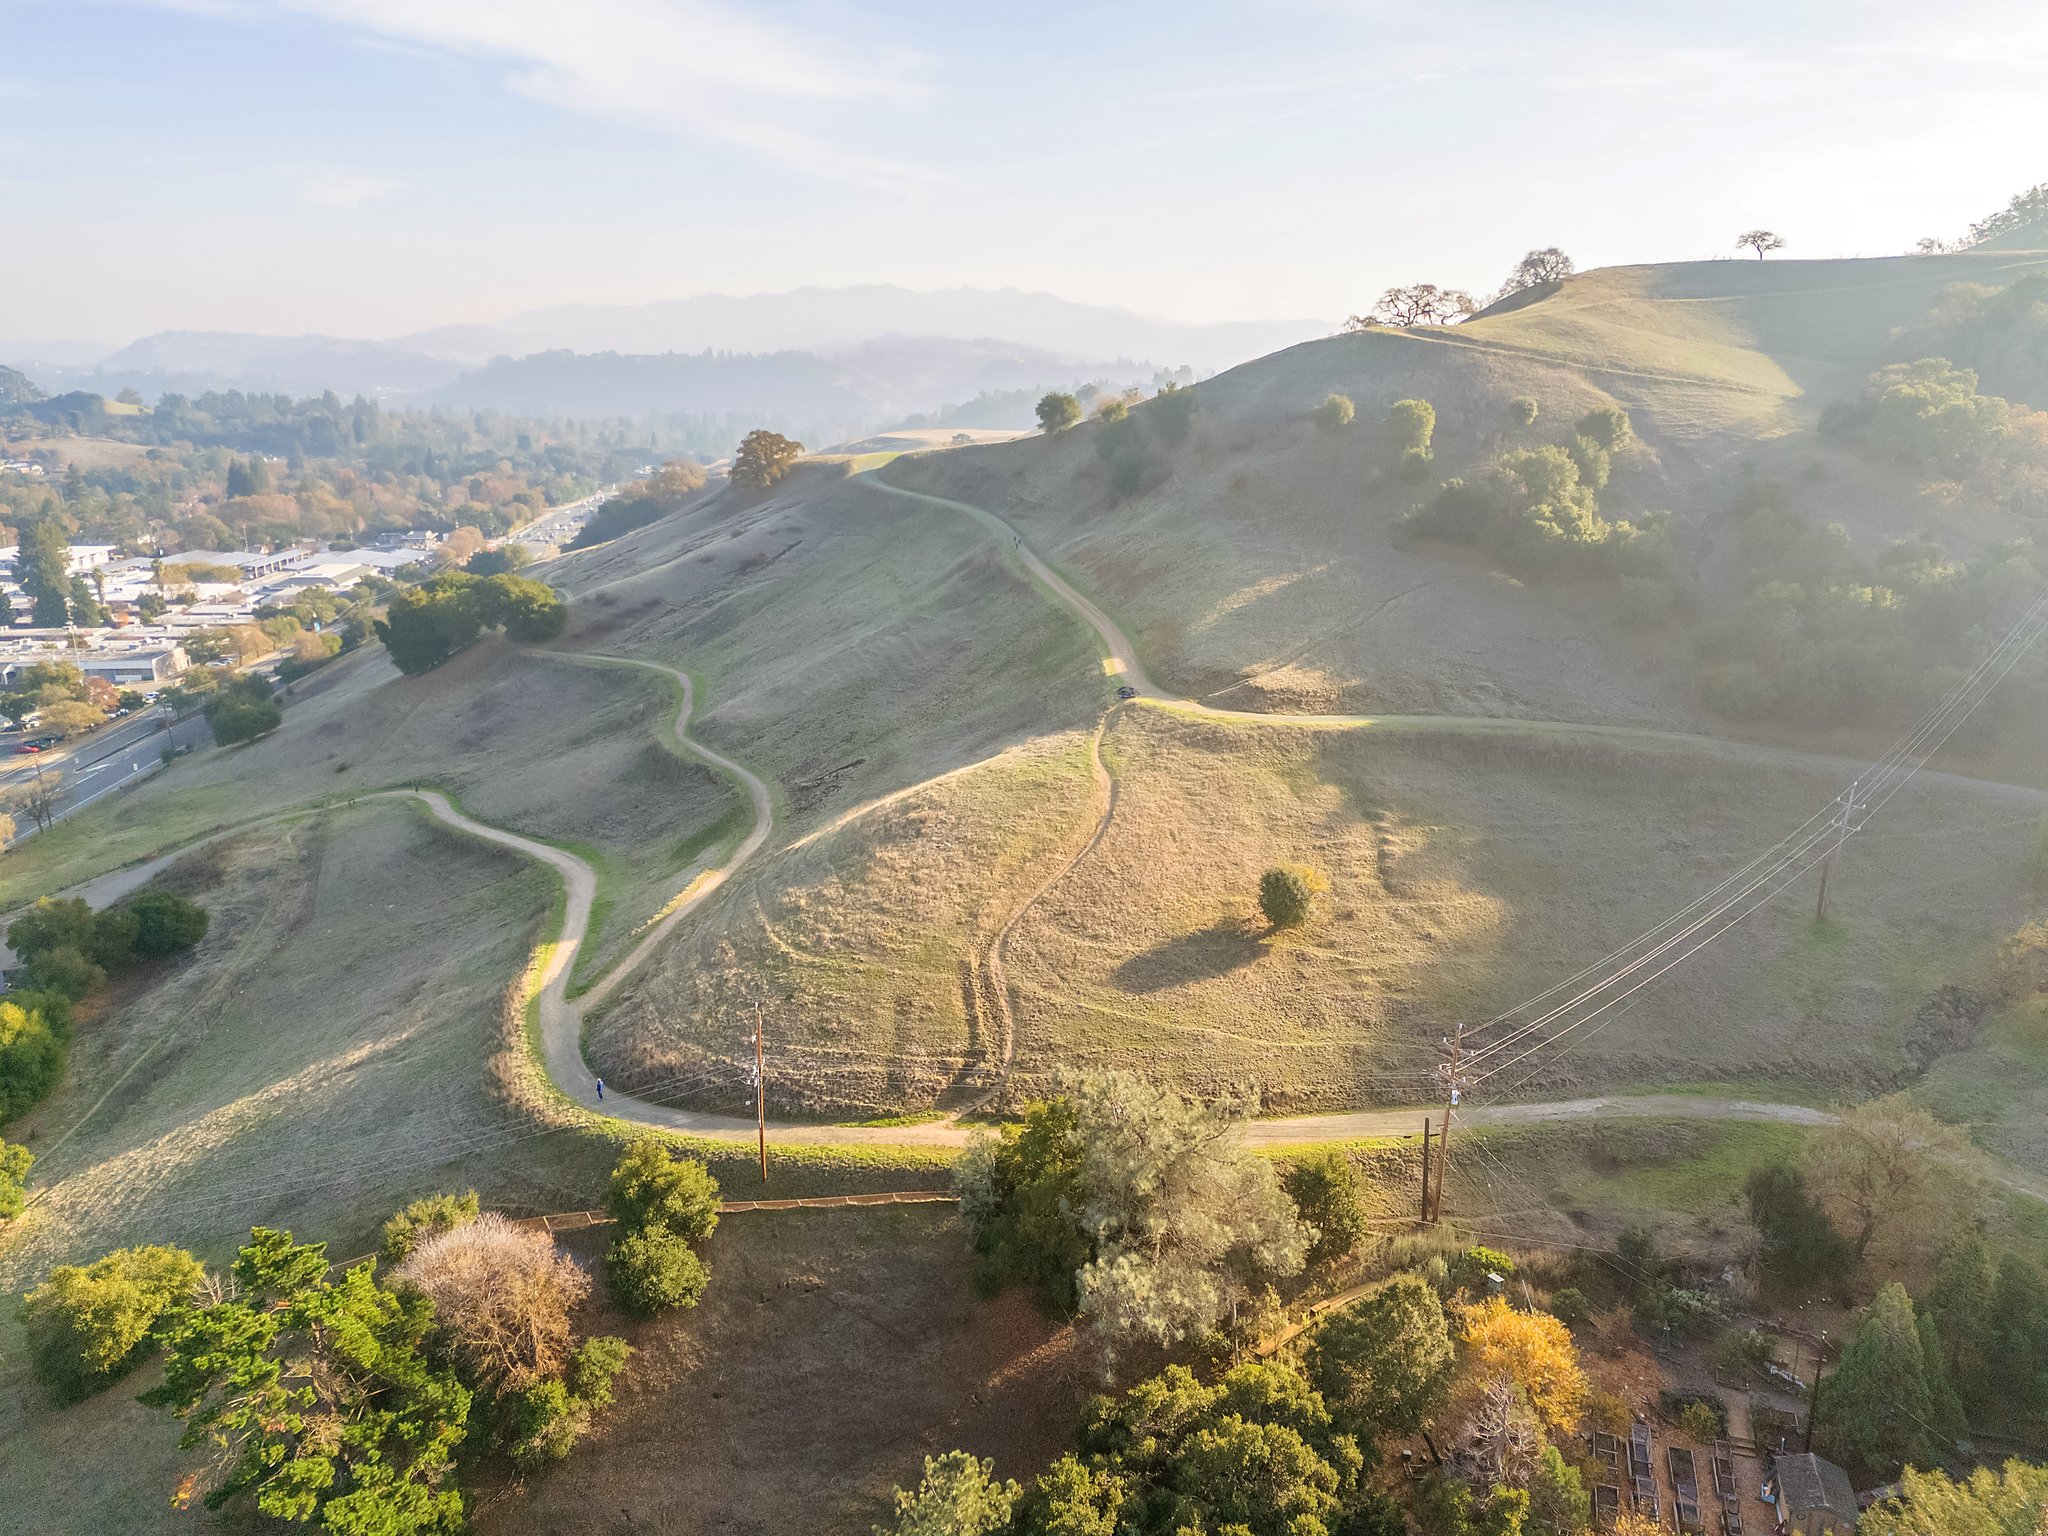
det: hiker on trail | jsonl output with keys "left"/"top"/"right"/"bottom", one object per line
{"left": 595, "top": 1078, "right": 605, "bottom": 1101}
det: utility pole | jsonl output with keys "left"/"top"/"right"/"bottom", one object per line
{"left": 1430, "top": 1027, "right": 1466, "bottom": 1223}
{"left": 754, "top": 1001, "right": 767, "bottom": 1186}
{"left": 1419, "top": 1118, "right": 1433, "bottom": 1224}
{"left": 1813, "top": 780, "right": 1861, "bottom": 924}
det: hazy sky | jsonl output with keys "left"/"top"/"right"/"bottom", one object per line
{"left": 5, "top": 0, "right": 2045, "bottom": 345}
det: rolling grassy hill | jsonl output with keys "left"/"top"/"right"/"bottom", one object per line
{"left": 10, "top": 252, "right": 2048, "bottom": 1181}
{"left": 0, "top": 639, "right": 741, "bottom": 982}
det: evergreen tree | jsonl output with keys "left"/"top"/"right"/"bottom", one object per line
{"left": 1916, "top": 1308, "right": 1968, "bottom": 1443}
{"left": 1814, "top": 1283, "right": 1941, "bottom": 1480}
{"left": 1924, "top": 1235, "right": 1998, "bottom": 1413}
{"left": 1990, "top": 1254, "right": 2048, "bottom": 1421}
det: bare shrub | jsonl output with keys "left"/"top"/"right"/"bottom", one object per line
{"left": 393, "top": 1213, "right": 589, "bottom": 1392}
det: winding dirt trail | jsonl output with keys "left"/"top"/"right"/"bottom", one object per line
{"left": 27, "top": 475, "right": 2046, "bottom": 1176}
{"left": 854, "top": 473, "right": 2048, "bottom": 805}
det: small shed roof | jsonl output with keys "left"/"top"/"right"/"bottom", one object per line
{"left": 1776, "top": 1453, "right": 1857, "bottom": 1520}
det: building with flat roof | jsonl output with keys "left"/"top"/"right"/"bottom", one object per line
{"left": 78, "top": 647, "right": 188, "bottom": 686}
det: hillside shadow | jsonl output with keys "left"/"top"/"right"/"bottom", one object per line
{"left": 1113, "top": 917, "right": 1266, "bottom": 994}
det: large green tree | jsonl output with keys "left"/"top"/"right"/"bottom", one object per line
{"left": 730, "top": 429, "right": 803, "bottom": 490}
{"left": 1814, "top": 1282, "right": 1944, "bottom": 1480}
{"left": 959, "top": 1070, "right": 1310, "bottom": 1353}
{"left": 1863, "top": 1459, "right": 2048, "bottom": 1536}
{"left": 375, "top": 571, "right": 568, "bottom": 675}
{"left": 144, "top": 1228, "right": 471, "bottom": 1533}
{"left": 1035, "top": 392, "right": 1081, "bottom": 434}
{"left": 1009, "top": 1360, "right": 1370, "bottom": 1536}
{"left": 1304, "top": 1272, "right": 1456, "bottom": 1440}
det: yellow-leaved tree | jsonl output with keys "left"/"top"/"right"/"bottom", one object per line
{"left": 1459, "top": 1295, "right": 1588, "bottom": 1433}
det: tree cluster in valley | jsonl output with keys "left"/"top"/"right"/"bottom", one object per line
{"left": 374, "top": 570, "right": 569, "bottom": 675}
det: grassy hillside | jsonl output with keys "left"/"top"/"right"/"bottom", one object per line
{"left": 880, "top": 253, "right": 2048, "bottom": 757}
{"left": 0, "top": 639, "right": 738, "bottom": 981}
{"left": 592, "top": 699, "right": 2042, "bottom": 1122}
{"left": 545, "top": 468, "right": 1108, "bottom": 825}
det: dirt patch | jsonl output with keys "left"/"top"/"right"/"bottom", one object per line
{"left": 1904, "top": 984, "right": 1991, "bottom": 1073}
{"left": 475, "top": 1207, "right": 1082, "bottom": 1536}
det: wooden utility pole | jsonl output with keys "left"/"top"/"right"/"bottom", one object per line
{"left": 1419, "top": 1117, "right": 1433, "bottom": 1224}
{"left": 754, "top": 1002, "right": 767, "bottom": 1185}
{"left": 1430, "top": 1026, "right": 1464, "bottom": 1224}
{"left": 1814, "top": 781, "right": 1860, "bottom": 924}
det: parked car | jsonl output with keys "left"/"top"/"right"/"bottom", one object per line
{"left": 16, "top": 743, "right": 40, "bottom": 754}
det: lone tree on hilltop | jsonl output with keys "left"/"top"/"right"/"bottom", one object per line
{"left": 729, "top": 429, "right": 802, "bottom": 491}
{"left": 1496, "top": 247, "right": 1575, "bottom": 299}
{"left": 1737, "top": 229, "right": 1786, "bottom": 259}
{"left": 1350, "top": 283, "right": 1477, "bottom": 328}
{"left": 1036, "top": 391, "right": 1082, "bottom": 433}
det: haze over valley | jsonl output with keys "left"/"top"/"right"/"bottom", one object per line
{"left": 5, "top": 5, "right": 2048, "bottom": 1534}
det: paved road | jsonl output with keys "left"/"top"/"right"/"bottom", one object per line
{"left": 1, "top": 710, "right": 213, "bottom": 844}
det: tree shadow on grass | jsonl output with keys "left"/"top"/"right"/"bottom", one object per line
{"left": 1112, "top": 916, "right": 1267, "bottom": 995}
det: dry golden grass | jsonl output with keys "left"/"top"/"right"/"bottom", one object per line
{"left": 1002, "top": 709, "right": 2040, "bottom": 1112}
{"left": 0, "top": 640, "right": 737, "bottom": 978}
{"left": 587, "top": 730, "right": 1104, "bottom": 1116}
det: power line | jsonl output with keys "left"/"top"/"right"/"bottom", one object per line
{"left": 1452, "top": 591, "right": 2048, "bottom": 1086}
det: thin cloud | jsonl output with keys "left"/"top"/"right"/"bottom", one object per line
{"left": 286, "top": 0, "right": 943, "bottom": 193}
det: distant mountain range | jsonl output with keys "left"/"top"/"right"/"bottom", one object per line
{"left": 0, "top": 285, "right": 1331, "bottom": 435}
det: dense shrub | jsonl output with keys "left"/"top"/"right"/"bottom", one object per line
{"left": 3, "top": 894, "right": 207, "bottom": 1122}
{"left": 1549, "top": 1287, "right": 1590, "bottom": 1326}
{"left": 1146, "top": 383, "right": 1196, "bottom": 445}
{"left": 124, "top": 891, "right": 211, "bottom": 958}
{"left": 0, "top": 1135, "right": 31, "bottom": 1218}
{"left": 603, "top": 1140, "right": 721, "bottom": 1240}
{"left": 1574, "top": 404, "right": 1633, "bottom": 452}
{"left": 1388, "top": 398, "right": 1436, "bottom": 458}
{"left": 21, "top": 945, "right": 103, "bottom": 1001}
{"left": 1259, "top": 865, "right": 1325, "bottom": 929}
{"left": 380, "top": 1189, "right": 480, "bottom": 1263}
{"left": 605, "top": 1227, "right": 709, "bottom": 1316}
{"left": 1314, "top": 393, "right": 1355, "bottom": 431}
{"left": 21, "top": 1244, "right": 205, "bottom": 1400}
{"left": 567, "top": 493, "right": 675, "bottom": 549}
{"left": 205, "top": 674, "right": 282, "bottom": 745}
{"left": 1035, "top": 391, "right": 1081, "bottom": 433}
{"left": 494, "top": 1338, "right": 629, "bottom": 1469}
{"left": 1508, "top": 395, "right": 1540, "bottom": 427}
{"left": 0, "top": 996, "right": 66, "bottom": 1119}
{"left": 1697, "top": 507, "right": 2045, "bottom": 728}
